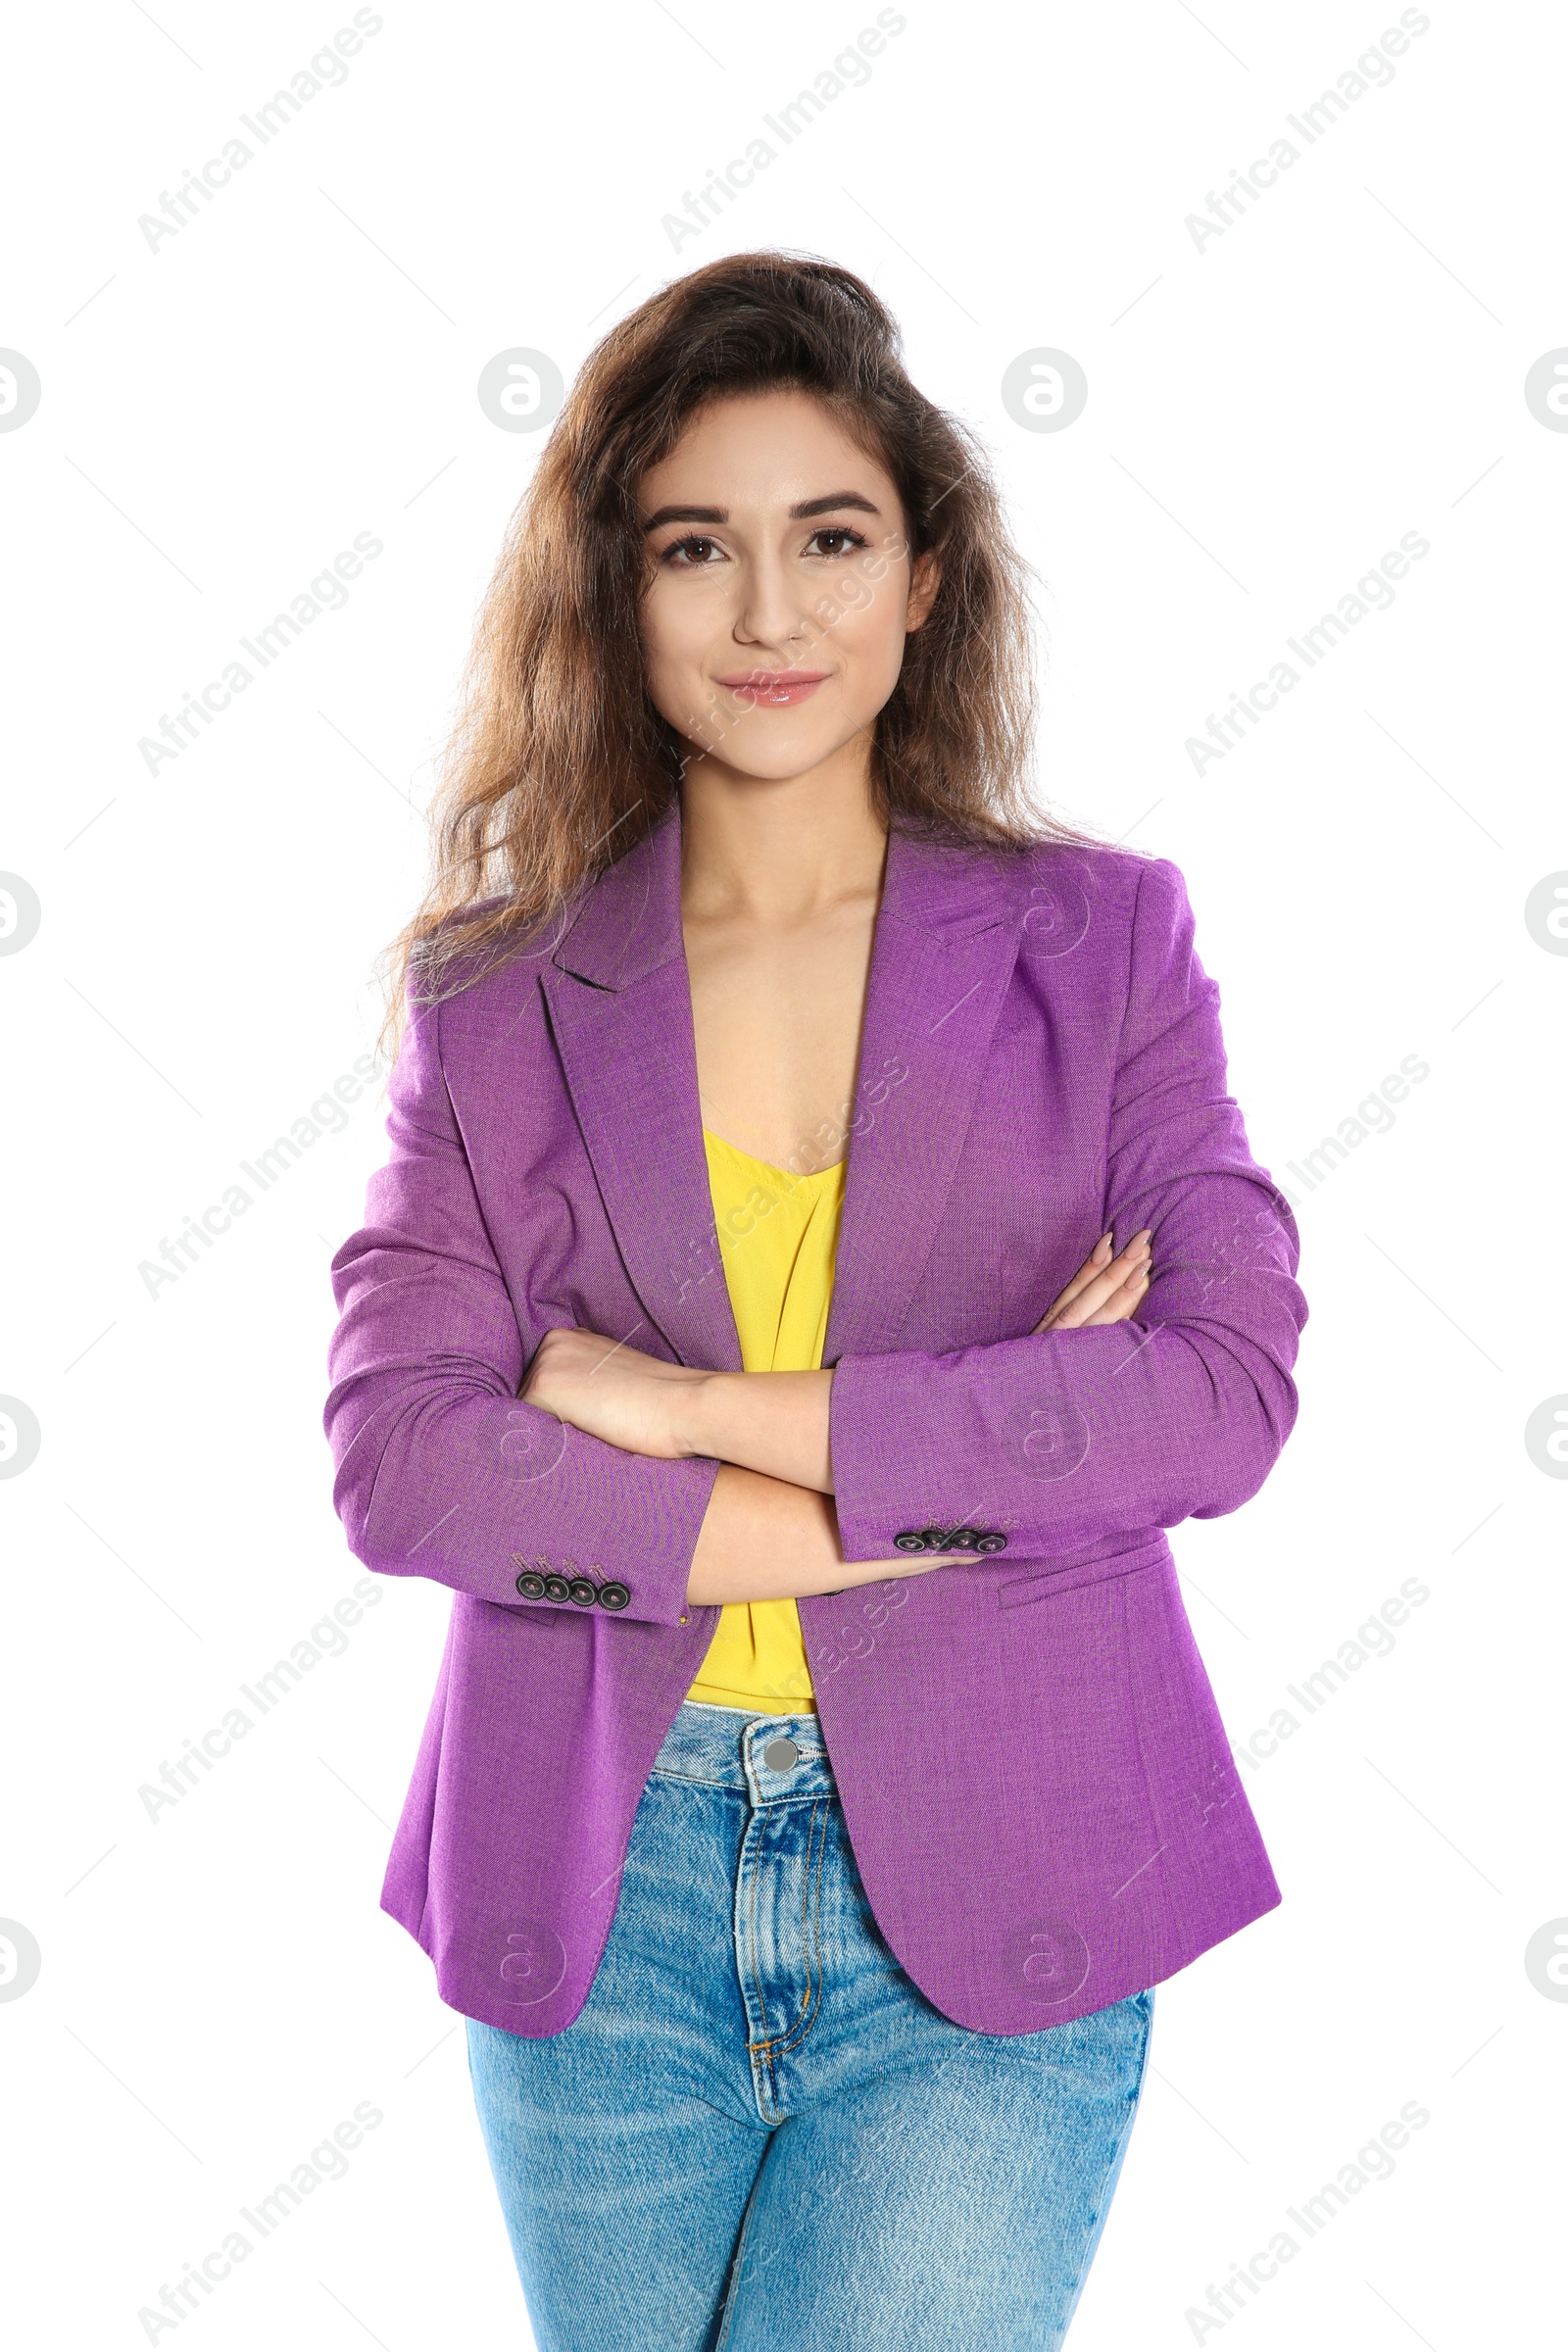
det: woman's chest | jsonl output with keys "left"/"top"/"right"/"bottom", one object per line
{"left": 460, "top": 957, "right": 1114, "bottom": 1358}
{"left": 682, "top": 906, "right": 878, "bottom": 1176}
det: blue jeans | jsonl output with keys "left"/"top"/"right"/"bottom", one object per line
{"left": 466, "top": 1699, "right": 1152, "bottom": 2350}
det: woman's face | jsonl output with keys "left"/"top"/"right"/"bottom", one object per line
{"left": 636, "top": 388, "right": 940, "bottom": 785}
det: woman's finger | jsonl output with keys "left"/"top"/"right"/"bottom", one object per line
{"left": 1034, "top": 1233, "right": 1152, "bottom": 1332}
{"left": 1039, "top": 1233, "right": 1114, "bottom": 1322}
{"left": 1035, "top": 1236, "right": 1151, "bottom": 1331}
{"left": 1076, "top": 1263, "right": 1152, "bottom": 1327}
{"left": 1073, "top": 1246, "right": 1152, "bottom": 1324}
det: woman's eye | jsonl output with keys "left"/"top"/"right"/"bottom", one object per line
{"left": 662, "top": 534, "right": 722, "bottom": 566}
{"left": 658, "top": 524, "right": 868, "bottom": 565}
{"left": 807, "top": 526, "right": 868, "bottom": 558}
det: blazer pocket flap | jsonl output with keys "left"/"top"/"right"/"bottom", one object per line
{"left": 997, "top": 1534, "right": 1173, "bottom": 1610}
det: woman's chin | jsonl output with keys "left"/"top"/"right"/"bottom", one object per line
{"left": 677, "top": 730, "right": 871, "bottom": 789}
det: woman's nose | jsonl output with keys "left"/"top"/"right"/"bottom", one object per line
{"left": 731, "top": 555, "right": 814, "bottom": 653}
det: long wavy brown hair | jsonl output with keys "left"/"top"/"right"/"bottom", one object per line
{"left": 379, "top": 249, "right": 1086, "bottom": 1054}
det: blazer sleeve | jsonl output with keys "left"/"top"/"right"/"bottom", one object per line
{"left": 322, "top": 981, "right": 718, "bottom": 1627}
{"left": 827, "top": 856, "right": 1308, "bottom": 1560}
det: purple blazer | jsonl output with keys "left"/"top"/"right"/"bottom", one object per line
{"left": 324, "top": 803, "right": 1306, "bottom": 2036}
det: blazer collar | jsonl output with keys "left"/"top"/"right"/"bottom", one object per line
{"left": 539, "top": 797, "right": 1030, "bottom": 1370}
{"left": 549, "top": 802, "right": 685, "bottom": 991}
{"left": 550, "top": 798, "right": 1020, "bottom": 990}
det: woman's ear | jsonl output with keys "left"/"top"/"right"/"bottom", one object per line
{"left": 906, "top": 549, "right": 942, "bottom": 633}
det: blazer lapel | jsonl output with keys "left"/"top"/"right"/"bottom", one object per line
{"left": 540, "top": 806, "right": 745, "bottom": 1373}
{"left": 822, "top": 829, "right": 1025, "bottom": 1364}
{"left": 539, "top": 803, "right": 1028, "bottom": 1376}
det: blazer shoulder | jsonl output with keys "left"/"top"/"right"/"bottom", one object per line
{"left": 1043, "top": 836, "right": 1206, "bottom": 929}
{"left": 1021, "top": 831, "right": 1165, "bottom": 901}
{"left": 895, "top": 826, "right": 1157, "bottom": 935}
{"left": 407, "top": 896, "right": 569, "bottom": 1043}
{"left": 1007, "top": 831, "right": 1187, "bottom": 942}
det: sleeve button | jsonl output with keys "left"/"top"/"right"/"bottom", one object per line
{"left": 542, "top": 1574, "right": 572, "bottom": 1603}
{"left": 596, "top": 1581, "right": 631, "bottom": 1611}
{"left": 514, "top": 1570, "right": 546, "bottom": 1599}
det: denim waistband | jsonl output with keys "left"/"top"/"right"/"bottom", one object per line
{"left": 652, "top": 1698, "right": 837, "bottom": 1802}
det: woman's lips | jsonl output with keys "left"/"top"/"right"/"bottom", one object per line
{"left": 718, "top": 670, "right": 829, "bottom": 707}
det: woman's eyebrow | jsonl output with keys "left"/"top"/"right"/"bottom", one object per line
{"left": 641, "top": 490, "right": 883, "bottom": 531}
{"left": 642, "top": 504, "right": 725, "bottom": 529}
{"left": 792, "top": 491, "right": 881, "bottom": 519}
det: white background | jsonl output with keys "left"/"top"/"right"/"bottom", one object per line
{"left": 3, "top": 1, "right": 1564, "bottom": 2344}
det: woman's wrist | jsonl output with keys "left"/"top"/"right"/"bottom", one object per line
{"left": 665, "top": 1369, "right": 730, "bottom": 1460}
{"left": 670, "top": 1367, "right": 834, "bottom": 1493}
{"left": 686, "top": 1462, "right": 963, "bottom": 1606}
{"left": 669, "top": 1370, "right": 770, "bottom": 1465}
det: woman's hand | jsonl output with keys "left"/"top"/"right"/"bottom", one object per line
{"left": 523, "top": 1227, "right": 1154, "bottom": 1474}
{"left": 1033, "top": 1230, "right": 1152, "bottom": 1333}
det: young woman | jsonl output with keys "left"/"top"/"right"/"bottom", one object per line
{"left": 324, "top": 252, "right": 1307, "bottom": 2350}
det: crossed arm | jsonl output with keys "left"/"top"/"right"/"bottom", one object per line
{"left": 519, "top": 1227, "right": 1153, "bottom": 1607}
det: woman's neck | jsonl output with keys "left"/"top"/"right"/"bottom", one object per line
{"left": 677, "top": 751, "right": 889, "bottom": 925}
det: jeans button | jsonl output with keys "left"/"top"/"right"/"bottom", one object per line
{"left": 762, "top": 1737, "right": 799, "bottom": 1772}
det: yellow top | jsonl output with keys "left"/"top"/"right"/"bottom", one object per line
{"left": 683, "top": 1128, "right": 847, "bottom": 1713}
